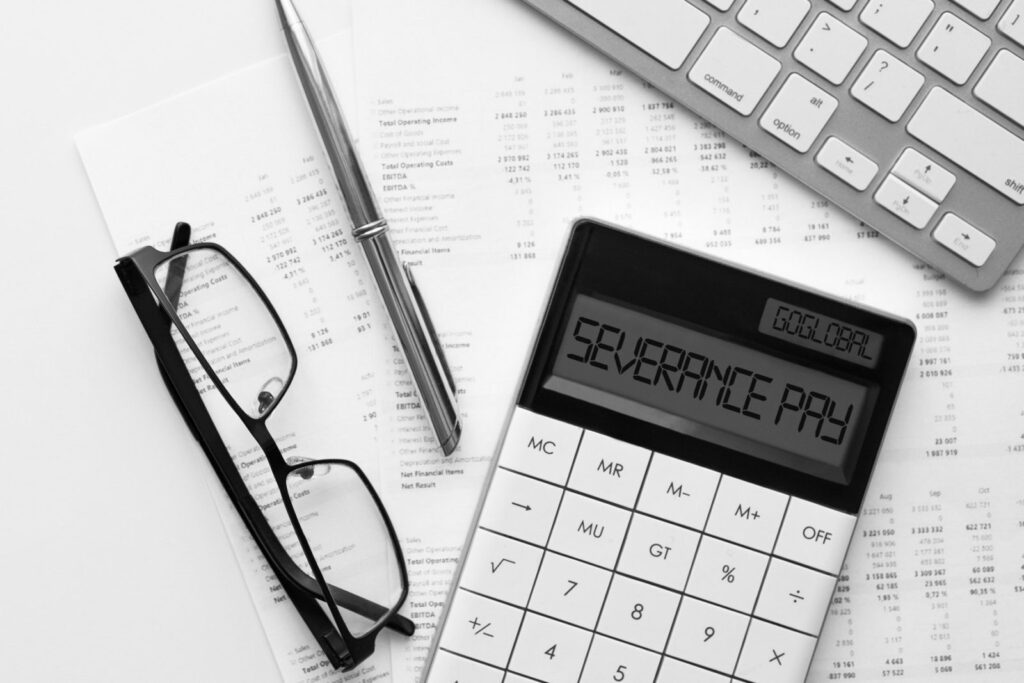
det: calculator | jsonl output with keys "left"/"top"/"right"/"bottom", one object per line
{"left": 423, "top": 219, "right": 915, "bottom": 683}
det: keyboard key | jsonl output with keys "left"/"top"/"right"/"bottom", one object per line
{"left": 874, "top": 175, "right": 938, "bottom": 229}
{"left": 704, "top": 476, "right": 788, "bottom": 552}
{"left": 666, "top": 596, "right": 748, "bottom": 674}
{"left": 759, "top": 74, "right": 838, "bottom": 153}
{"left": 859, "top": 0, "right": 934, "bottom": 48}
{"left": 907, "top": 87, "right": 1024, "bottom": 205}
{"left": 428, "top": 651, "right": 504, "bottom": 683}
{"left": 794, "top": 12, "right": 868, "bottom": 85}
{"left": 917, "top": 12, "right": 991, "bottom": 85}
{"left": 827, "top": 0, "right": 857, "bottom": 10}
{"left": 548, "top": 491, "right": 631, "bottom": 567}
{"left": 736, "top": 0, "right": 810, "bottom": 48}
{"left": 686, "top": 536, "right": 769, "bottom": 612}
{"left": 617, "top": 513, "right": 700, "bottom": 591}
{"left": 636, "top": 454, "right": 720, "bottom": 531}
{"left": 932, "top": 213, "right": 997, "bottom": 267}
{"left": 499, "top": 409, "right": 581, "bottom": 485}
{"left": 753, "top": 558, "right": 837, "bottom": 635}
{"left": 509, "top": 612, "right": 591, "bottom": 683}
{"left": 529, "top": 552, "right": 612, "bottom": 629}
{"left": 439, "top": 590, "right": 523, "bottom": 667}
{"left": 975, "top": 50, "right": 1024, "bottom": 128}
{"left": 580, "top": 635, "right": 661, "bottom": 682}
{"left": 734, "top": 619, "right": 817, "bottom": 683}
{"left": 952, "top": 0, "right": 1001, "bottom": 20}
{"left": 999, "top": 0, "right": 1024, "bottom": 48}
{"left": 567, "top": 0, "right": 710, "bottom": 69}
{"left": 703, "top": 0, "right": 736, "bottom": 10}
{"left": 892, "top": 148, "right": 956, "bottom": 202}
{"left": 459, "top": 530, "right": 544, "bottom": 606}
{"left": 688, "top": 27, "right": 782, "bottom": 116}
{"left": 597, "top": 574, "right": 680, "bottom": 650}
{"left": 479, "top": 469, "right": 563, "bottom": 545}
{"left": 658, "top": 657, "right": 731, "bottom": 682}
{"left": 815, "top": 137, "right": 879, "bottom": 191}
{"left": 773, "top": 497, "right": 857, "bottom": 574}
{"left": 851, "top": 50, "right": 925, "bottom": 122}
{"left": 568, "top": 431, "right": 651, "bottom": 507}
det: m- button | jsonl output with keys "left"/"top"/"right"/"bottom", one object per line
{"left": 705, "top": 476, "right": 787, "bottom": 552}
{"left": 774, "top": 497, "right": 857, "bottom": 575}
{"left": 499, "top": 409, "right": 582, "bottom": 485}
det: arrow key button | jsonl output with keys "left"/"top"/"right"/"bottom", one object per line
{"left": 874, "top": 174, "right": 938, "bottom": 229}
{"left": 892, "top": 148, "right": 957, "bottom": 202}
{"left": 933, "top": 213, "right": 996, "bottom": 267}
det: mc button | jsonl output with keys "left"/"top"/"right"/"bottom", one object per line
{"left": 774, "top": 497, "right": 857, "bottom": 575}
{"left": 499, "top": 409, "right": 582, "bottom": 485}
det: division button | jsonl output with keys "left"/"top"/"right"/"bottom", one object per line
{"left": 892, "top": 148, "right": 956, "bottom": 202}
{"left": 932, "top": 213, "right": 997, "bottom": 267}
{"left": 567, "top": 430, "right": 651, "bottom": 507}
{"left": 874, "top": 174, "right": 938, "bottom": 229}
{"left": 753, "top": 558, "right": 838, "bottom": 635}
{"left": 815, "top": 137, "right": 878, "bottom": 191}
{"left": 499, "top": 409, "right": 582, "bottom": 485}
{"left": 704, "top": 476, "right": 788, "bottom": 552}
{"left": 689, "top": 27, "right": 782, "bottom": 116}
{"left": 773, "top": 497, "right": 856, "bottom": 575}
{"left": 759, "top": 74, "right": 838, "bottom": 153}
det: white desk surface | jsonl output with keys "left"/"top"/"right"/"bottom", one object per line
{"left": 0, "top": 1, "right": 351, "bottom": 680}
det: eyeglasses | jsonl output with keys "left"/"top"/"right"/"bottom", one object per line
{"left": 114, "top": 222, "right": 413, "bottom": 671}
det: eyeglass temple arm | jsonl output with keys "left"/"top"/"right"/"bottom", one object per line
{"left": 131, "top": 224, "right": 414, "bottom": 641}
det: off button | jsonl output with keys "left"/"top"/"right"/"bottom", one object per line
{"left": 773, "top": 498, "right": 856, "bottom": 575}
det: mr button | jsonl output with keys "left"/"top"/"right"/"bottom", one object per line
{"left": 499, "top": 409, "right": 583, "bottom": 485}
{"left": 773, "top": 497, "right": 857, "bottom": 575}
{"left": 567, "top": 431, "right": 652, "bottom": 507}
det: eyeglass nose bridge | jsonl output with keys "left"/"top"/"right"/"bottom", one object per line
{"left": 256, "top": 376, "right": 286, "bottom": 415}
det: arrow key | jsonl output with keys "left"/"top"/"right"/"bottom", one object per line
{"left": 892, "top": 148, "right": 957, "bottom": 201}
{"left": 933, "top": 213, "right": 996, "bottom": 267}
{"left": 874, "top": 174, "right": 938, "bottom": 229}
{"left": 479, "top": 468, "right": 562, "bottom": 545}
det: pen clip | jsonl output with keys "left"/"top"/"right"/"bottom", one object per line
{"left": 403, "top": 262, "right": 457, "bottom": 396}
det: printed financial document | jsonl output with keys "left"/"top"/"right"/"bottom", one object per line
{"left": 80, "top": 0, "right": 1024, "bottom": 681}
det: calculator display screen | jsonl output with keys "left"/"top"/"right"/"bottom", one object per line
{"left": 759, "top": 298, "right": 883, "bottom": 368}
{"left": 550, "top": 295, "right": 871, "bottom": 471}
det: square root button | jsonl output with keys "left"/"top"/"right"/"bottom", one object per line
{"left": 705, "top": 476, "right": 788, "bottom": 552}
{"left": 773, "top": 497, "right": 856, "bottom": 575}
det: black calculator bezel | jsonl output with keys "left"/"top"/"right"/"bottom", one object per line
{"left": 520, "top": 219, "right": 916, "bottom": 514}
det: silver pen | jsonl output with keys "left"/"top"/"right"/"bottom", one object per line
{"left": 275, "top": 0, "right": 461, "bottom": 455}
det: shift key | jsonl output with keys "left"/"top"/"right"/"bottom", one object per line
{"left": 907, "top": 87, "right": 1024, "bottom": 204}
{"left": 689, "top": 28, "right": 781, "bottom": 116}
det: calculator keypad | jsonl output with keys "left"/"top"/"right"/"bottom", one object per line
{"left": 430, "top": 408, "right": 857, "bottom": 682}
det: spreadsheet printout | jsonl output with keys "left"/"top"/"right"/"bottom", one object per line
{"left": 77, "top": 0, "right": 1024, "bottom": 680}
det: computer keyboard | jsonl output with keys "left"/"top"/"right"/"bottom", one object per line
{"left": 519, "top": 0, "right": 1024, "bottom": 291}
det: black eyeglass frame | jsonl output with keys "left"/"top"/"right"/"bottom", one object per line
{"left": 113, "top": 223, "right": 413, "bottom": 670}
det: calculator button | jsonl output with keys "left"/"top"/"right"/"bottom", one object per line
{"left": 439, "top": 590, "right": 523, "bottom": 667}
{"left": 734, "top": 619, "right": 817, "bottom": 683}
{"left": 580, "top": 635, "right": 661, "bottom": 682}
{"left": 460, "top": 530, "right": 544, "bottom": 607}
{"left": 597, "top": 574, "right": 680, "bottom": 651}
{"left": 892, "top": 148, "right": 956, "bottom": 203}
{"left": 529, "top": 552, "right": 612, "bottom": 629}
{"left": 568, "top": 431, "right": 651, "bottom": 508}
{"left": 657, "top": 657, "right": 731, "bottom": 682}
{"left": 479, "top": 469, "right": 563, "bottom": 546}
{"left": 636, "top": 454, "right": 720, "bottom": 531}
{"left": 773, "top": 497, "right": 856, "bottom": 575}
{"left": 665, "top": 596, "right": 749, "bottom": 674}
{"left": 499, "top": 409, "right": 581, "bottom": 485}
{"left": 617, "top": 513, "right": 700, "bottom": 591}
{"left": 508, "top": 612, "right": 591, "bottom": 683}
{"left": 704, "top": 476, "right": 787, "bottom": 552}
{"left": 753, "top": 558, "right": 837, "bottom": 635}
{"left": 548, "top": 492, "right": 631, "bottom": 568}
{"left": 429, "top": 650, "right": 505, "bottom": 683}
{"left": 685, "top": 536, "right": 769, "bottom": 613}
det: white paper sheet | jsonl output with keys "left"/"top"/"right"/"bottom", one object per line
{"left": 78, "top": 0, "right": 1024, "bottom": 681}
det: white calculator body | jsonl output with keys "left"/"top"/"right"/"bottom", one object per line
{"left": 423, "top": 220, "right": 915, "bottom": 683}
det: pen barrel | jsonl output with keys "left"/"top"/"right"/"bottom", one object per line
{"left": 358, "top": 226, "right": 462, "bottom": 455}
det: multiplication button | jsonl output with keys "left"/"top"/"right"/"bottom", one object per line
{"left": 754, "top": 558, "right": 837, "bottom": 635}
{"left": 665, "top": 596, "right": 749, "bottom": 675}
{"left": 438, "top": 590, "right": 523, "bottom": 667}
{"left": 685, "top": 536, "right": 768, "bottom": 613}
{"left": 499, "top": 409, "right": 582, "bottom": 485}
{"left": 617, "top": 513, "right": 700, "bottom": 591}
{"left": 636, "top": 454, "right": 720, "bottom": 530}
{"left": 705, "top": 476, "right": 788, "bottom": 552}
{"left": 478, "top": 469, "right": 562, "bottom": 546}
{"left": 548, "top": 492, "right": 631, "bottom": 567}
{"left": 508, "top": 613, "right": 591, "bottom": 683}
{"left": 773, "top": 497, "right": 856, "bottom": 575}
{"left": 734, "top": 619, "right": 817, "bottom": 683}
{"left": 459, "top": 530, "right": 544, "bottom": 607}
{"left": 568, "top": 431, "right": 651, "bottom": 507}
